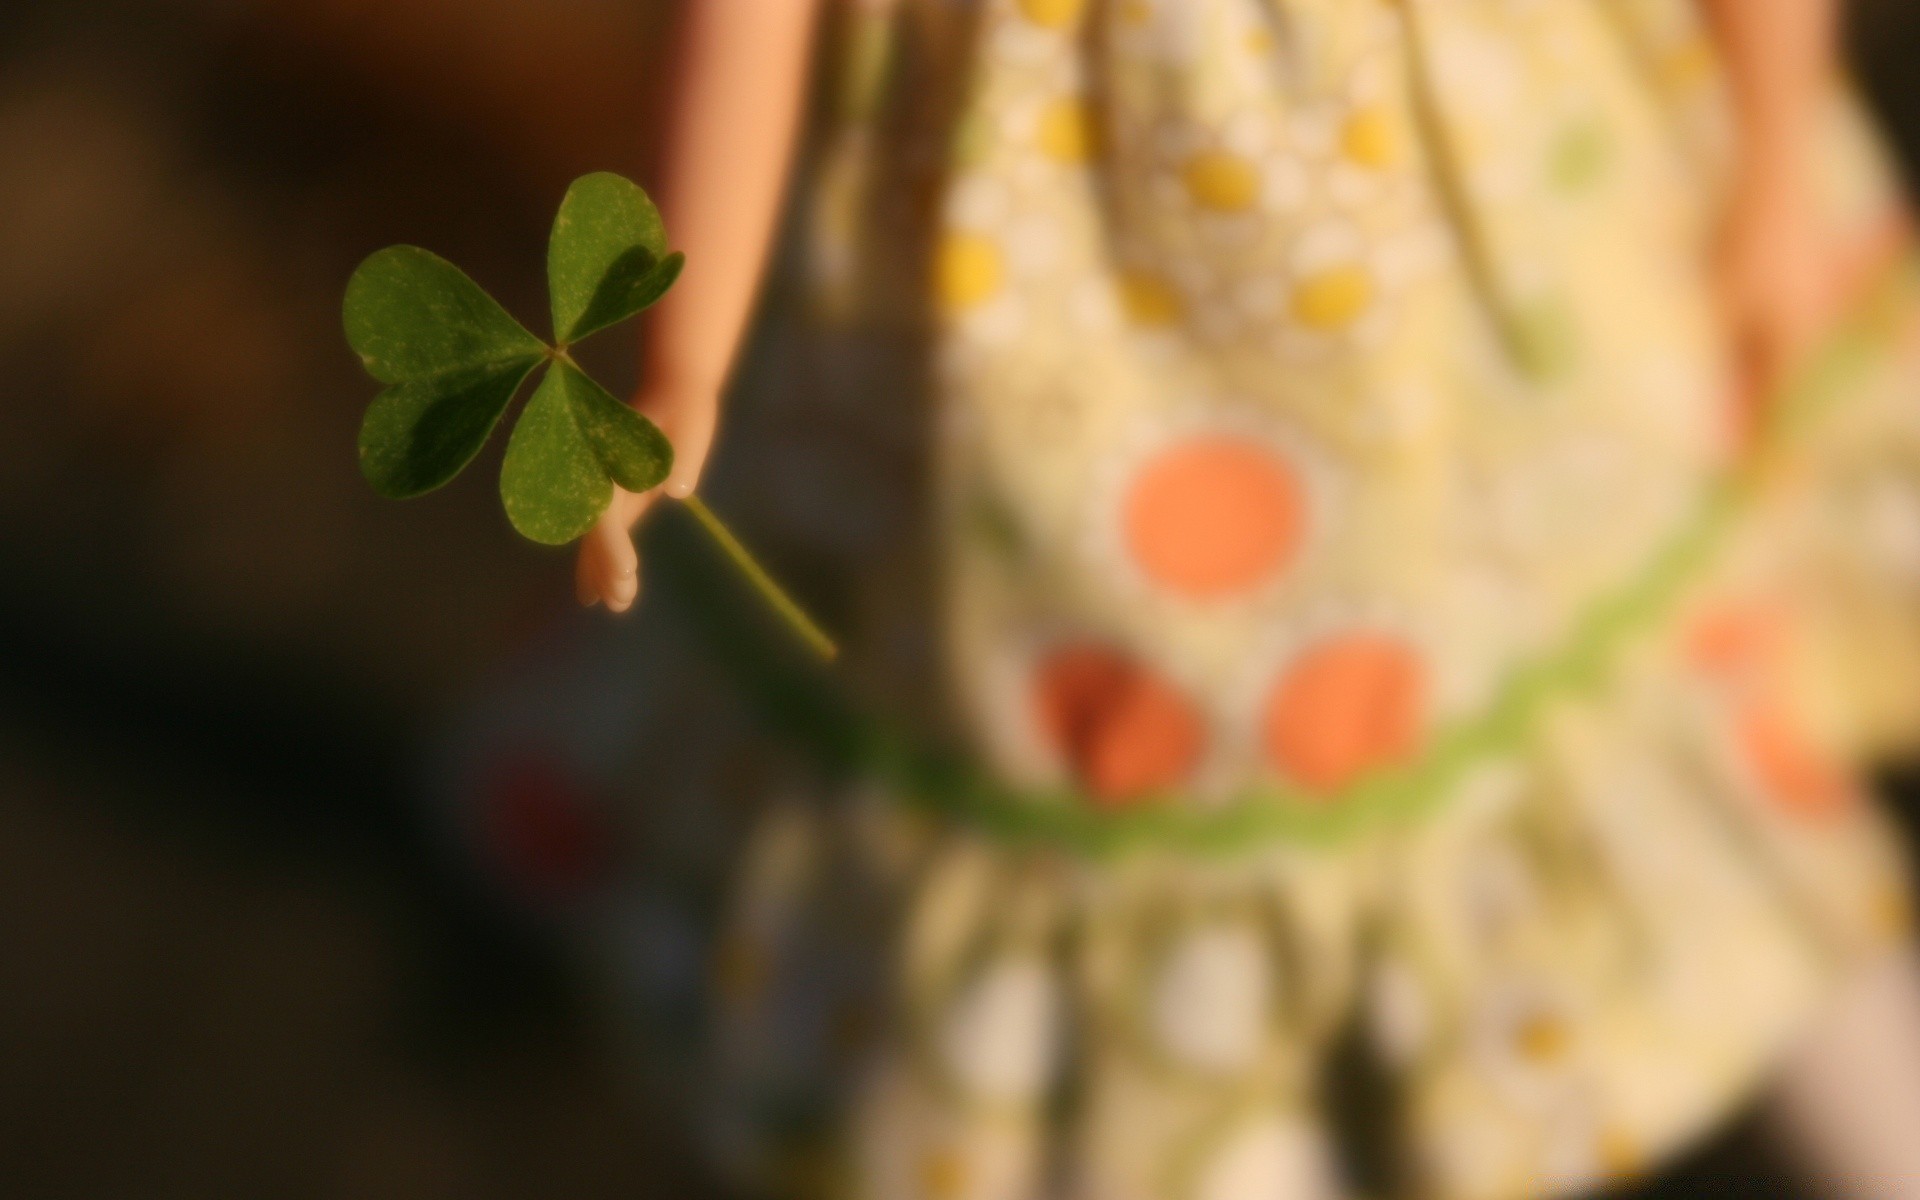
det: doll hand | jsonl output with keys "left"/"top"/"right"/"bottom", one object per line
{"left": 574, "top": 383, "right": 719, "bottom": 613}
{"left": 1716, "top": 162, "right": 1841, "bottom": 431}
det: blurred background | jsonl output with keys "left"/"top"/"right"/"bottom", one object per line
{"left": 2, "top": 2, "right": 1920, "bottom": 1197}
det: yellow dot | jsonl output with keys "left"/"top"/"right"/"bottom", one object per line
{"left": 1663, "top": 37, "right": 1718, "bottom": 89}
{"left": 1037, "top": 98, "right": 1096, "bottom": 163}
{"left": 1018, "top": 0, "right": 1085, "bottom": 30}
{"left": 935, "top": 232, "right": 1004, "bottom": 314}
{"left": 1291, "top": 264, "right": 1373, "bottom": 329}
{"left": 1118, "top": 270, "right": 1182, "bottom": 326}
{"left": 1874, "top": 887, "right": 1913, "bottom": 942}
{"left": 1245, "top": 27, "right": 1276, "bottom": 55}
{"left": 918, "top": 1148, "right": 968, "bottom": 1200}
{"left": 1341, "top": 106, "right": 1399, "bottom": 170}
{"left": 1183, "top": 150, "right": 1260, "bottom": 213}
{"left": 1514, "top": 1013, "right": 1571, "bottom": 1064}
{"left": 1599, "top": 1127, "right": 1644, "bottom": 1179}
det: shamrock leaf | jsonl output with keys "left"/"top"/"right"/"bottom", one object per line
{"left": 346, "top": 247, "right": 546, "bottom": 497}
{"left": 345, "top": 246, "right": 545, "bottom": 382}
{"left": 547, "top": 172, "right": 686, "bottom": 346}
{"left": 568, "top": 361, "right": 676, "bottom": 492}
{"left": 358, "top": 362, "right": 543, "bottom": 498}
{"left": 343, "top": 172, "right": 834, "bottom": 657}
{"left": 500, "top": 359, "right": 673, "bottom": 544}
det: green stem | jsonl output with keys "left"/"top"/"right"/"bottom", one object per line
{"left": 677, "top": 494, "right": 839, "bottom": 662}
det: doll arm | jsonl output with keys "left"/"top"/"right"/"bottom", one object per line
{"left": 1701, "top": 0, "right": 1838, "bottom": 192}
{"left": 1698, "top": 0, "right": 1844, "bottom": 410}
{"left": 579, "top": 0, "right": 823, "bottom": 613}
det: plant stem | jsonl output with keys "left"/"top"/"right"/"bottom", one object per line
{"left": 678, "top": 494, "right": 839, "bottom": 662}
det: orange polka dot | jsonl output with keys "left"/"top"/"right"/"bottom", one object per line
{"left": 1033, "top": 644, "right": 1204, "bottom": 806}
{"left": 1123, "top": 437, "right": 1306, "bottom": 600}
{"left": 1263, "top": 633, "right": 1426, "bottom": 794}
{"left": 1737, "top": 699, "right": 1853, "bottom": 823}
{"left": 1685, "top": 598, "right": 1787, "bottom": 682}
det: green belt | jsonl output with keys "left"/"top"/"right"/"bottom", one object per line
{"left": 657, "top": 261, "right": 1912, "bottom": 859}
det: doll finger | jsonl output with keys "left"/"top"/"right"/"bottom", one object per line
{"left": 1732, "top": 318, "right": 1775, "bottom": 444}
{"left": 599, "top": 520, "right": 642, "bottom": 611}
{"left": 606, "top": 560, "right": 641, "bottom": 614}
{"left": 578, "top": 504, "right": 633, "bottom": 608}
{"left": 1750, "top": 306, "right": 1805, "bottom": 407}
{"left": 604, "top": 546, "right": 642, "bottom": 613}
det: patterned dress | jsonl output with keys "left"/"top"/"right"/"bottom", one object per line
{"left": 455, "top": 2, "right": 1920, "bottom": 1199}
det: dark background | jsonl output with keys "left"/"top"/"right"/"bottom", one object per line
{"left": 1, "top": 2, "right": 1919, "bottom": 1197}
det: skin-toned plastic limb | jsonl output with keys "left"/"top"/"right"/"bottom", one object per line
{"left": 1701, "top": 0, "right": 1851, "bottom": 426}
{"left": 576, "top": 0, "right": 824, "bottom": 614}
{"left": 1705, "top": 2, "right": 1920, "bottom": 1192}
{"left": 1768, "top": 946, "right": 1920, "bottom": 1199}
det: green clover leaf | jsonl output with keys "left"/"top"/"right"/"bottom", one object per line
{"left": 344, "top": 172, "right": 835, "bottom": 659}
{"left": 357, "top": 361, "right": 544, "bottom": 499}
{"left": 345, "top": 175, "right": 680, "bottom": 523}
{"left": 500, "top": 359, "right": 673, "bottom": 544}
{"left": 345, "top": 245, "right": 547, "bottom": 383}
{"left": 345, "top": 247, "right": 547, "bottom": 498}
{"left": 548, "top": 171, "right": 686, "bottom": 346}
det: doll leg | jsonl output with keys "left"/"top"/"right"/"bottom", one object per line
{"left": 1767, "top": 945, "right": 1920, "bottom": 1199}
